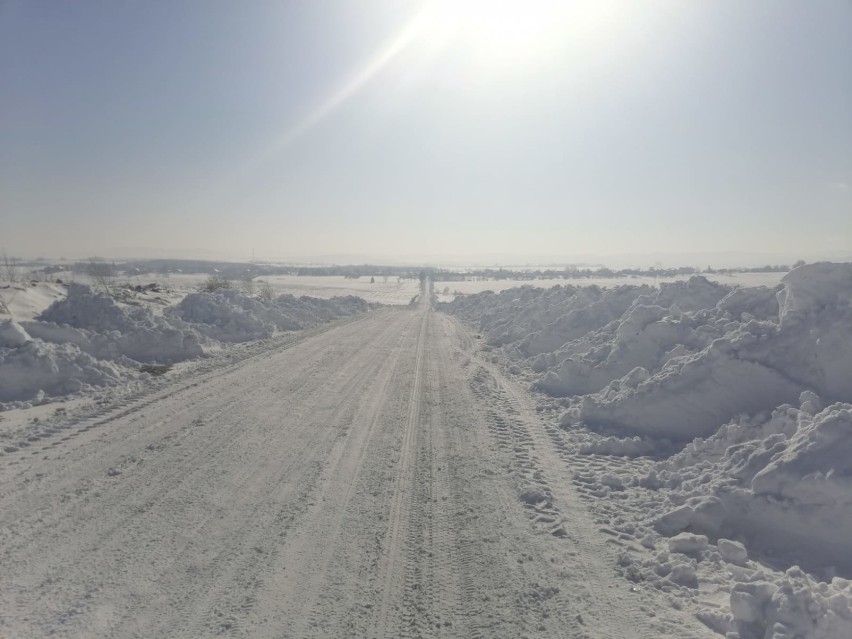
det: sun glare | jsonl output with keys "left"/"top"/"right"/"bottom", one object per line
{"left": 418, "top": 0, "right": 627, "bottom": 70}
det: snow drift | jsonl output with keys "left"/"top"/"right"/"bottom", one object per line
{"left": 443, "top": 265, "right": 852, "bottom": 441}
{"left": 441, "top": 262, "right": 852, "bottom": 639}
{"left": 168, "top": 289, "right": 369, "bottom": 342}
{"left": 651, "top": 395, "right": 852, "bottom": 575}
{"left": 0, "top": 284, "right": 371, "bottom": 408}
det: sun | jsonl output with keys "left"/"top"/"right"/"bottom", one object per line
{"left": 416, "top": 0, "right": 626, "bottom": 71}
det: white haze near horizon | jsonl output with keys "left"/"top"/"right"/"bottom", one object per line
{"left": 18, "top": 250, "right": 852, "bottom": 274}
{"left": 1, "top": 1, "right": 850, "bottom": 262}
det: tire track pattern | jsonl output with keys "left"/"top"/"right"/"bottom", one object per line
{"left": 439, "top": 314, "right": 719, "bottom": 639}
{"left": 0, "top": 314, "right": 372, "bottom": 463}
{"left": 0, "top": 304, "right": 717, "bottom": 639}
{"left": 369, "top": 306, "right": 428, "bottom": 639}
{"left": 469, "top": 366, "right": 568, "bottom": 540}
{"left": 0, "top": 312, "right": 409, "bottom": 638}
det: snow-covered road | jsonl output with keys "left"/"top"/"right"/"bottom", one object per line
{"left": 0, "top": 299, "right": 715, "bottom": 638}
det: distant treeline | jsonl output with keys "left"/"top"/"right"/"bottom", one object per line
{"left": 17, "top": 258, "right": 798, "bottom": 283}
{"left": 431, "top": 263, "right": 799, "bottom": 282}
{"left": 26, "top": 259, "right": 430, "bottom": 281}
{"left": 293, "top": 265, "right": 427, "bottom": 279}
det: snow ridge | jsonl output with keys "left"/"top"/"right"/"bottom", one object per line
{"left": 0, "top": 284, "right": 371, "bottom": 408}
{"left": 441, "top": 262, "right": 852, "bottom": 639}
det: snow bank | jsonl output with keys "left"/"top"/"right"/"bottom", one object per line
{"left": 650, "top": 396, "right": 852, "bottom": 576}
{"left": 0, "top": 339, "right": 134, "bottom": 404}
{"left": 39, "top": 284, "right": 146, "bottom": 333}
{"left": 560, "top": 338, "right": 803, "bottom": 440}
{"left": 0, "top": 281, "right": 67, "bottom": 321}
{"left": 441, "top": 262, "right": 852, "bottom": 638}
{"left": 31, "top": 285, "right": 205, "bottom": 363}
{"left": 168, "top": 290, "right": 370, "bottom": 342}
{"left": 22, "top": 320, "right": 206, "bottom": 365}
{"left": 444, "top": 265, "right": 851, "bottom": 441}
{"left": 1, "top": 284, "right": 371, "bottom": 408}
{"left": 573, "top": 399, "right": 852, "bottom": 639}
{"left": 167, "top": 291, "right": 273, "bottom": 342}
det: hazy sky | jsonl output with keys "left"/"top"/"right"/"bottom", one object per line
{"left": 1, "top": 1, "right": 850, "bottom": 264}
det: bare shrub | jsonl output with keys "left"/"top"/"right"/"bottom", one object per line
{"left": 200, "top": 275, "right": 231, "bottom": 292}
{"left": 240, "top": 277, "right": 255, "bottom": 296}
{"left": 1, "top": 252, "right": 20, "bottom": 282}
{"left": 87, "top": 258, "right": 116, "bottom": 296}
{"left": 257, "top": 281, "right": 275, "bottom": 302}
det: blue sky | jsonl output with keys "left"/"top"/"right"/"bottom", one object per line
{"left": 1, "top": 1, "right": 850, "bottom": 264}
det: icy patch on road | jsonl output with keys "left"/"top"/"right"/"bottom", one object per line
{"left": 0, "top": 284, "right": 372, "bottom": 408}
{"left": 442, "top": 262, "right": 852, "bottom": 639}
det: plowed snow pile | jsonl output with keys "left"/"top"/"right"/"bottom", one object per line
{"left": 0, "top": 284, "right": 370, "bottom": 408}
{"left": 441, "top": 262, "right": 852, "bottom": 639}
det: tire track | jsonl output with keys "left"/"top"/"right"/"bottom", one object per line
{"left": 150, "top": 316, "right": 411, "bottom": 639}
{"left": 0, "top": 316, "right": 392, "bottom": 568}
{"left": 247, "top": 310, "right": 420, "bottom": 639}
{"left": 451, "top": 312, "right": 717, "bottom": 639}
{"left": 2, "top": 303, "right": 717, "bottom": 639}
{"left": 369, "top": 305, "right": 429, "bottom": 639}
{"left": 0, "top": 312, "right": 374, "bottom": 464}
{"left": 0, "top": 311, "right": 411, "bottom": 638}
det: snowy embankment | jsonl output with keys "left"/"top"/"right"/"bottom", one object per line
{"left": 0, "top": 284, "right": 370, "bottom": 409}
{"left": 441, "top": 262, "right": 852, "bottom": 639}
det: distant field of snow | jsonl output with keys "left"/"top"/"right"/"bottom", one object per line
{"left": 260, "top": 274, "right": 421, "bottom": 305}
{"left": 434, "top": 272, "right": 785, "bottom": 302}
{"left": 441, "top": 262, "right": 852, "bottom": 639}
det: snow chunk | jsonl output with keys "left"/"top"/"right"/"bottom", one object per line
{"left": 653, "top": 505, "right": 694, "bottom": 536}
{"left": 0, "top": 319, "right": 31, "bottom": 347}
{"left": 730, "top": 581, "right": 777, "bottom": 624}
{"left": 719, "top": 539, "right": 749, "bottom": 566}
{"left": 730, "top": 568, "right": 852, "bottom": 639}
{"left": 669, "top": 563, "right": 698, "bottom": 587}
{"left": 751, "top": 406, "right": 852, "bottom": 506}
{"left": 668, "top": 532, "right": 709, "bottom": 556}
{"left": 777, "top": 262, "right": 852, "bottom": 325}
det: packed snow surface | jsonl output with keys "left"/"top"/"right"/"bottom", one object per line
{"left": 3, "top": 263, "right": 849, "bottom": 637}
{"left": 0, "top": 284, "right": 370, "bottom": 408}
{"left": 0, "top": 302, "right": 721, "bottom": 638}
{"left": 441, "top": 262, "right": 852, "bottom": 639}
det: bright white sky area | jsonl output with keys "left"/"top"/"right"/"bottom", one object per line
{"left": 1, "top": 1, "right": 850, "bottom": 265}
